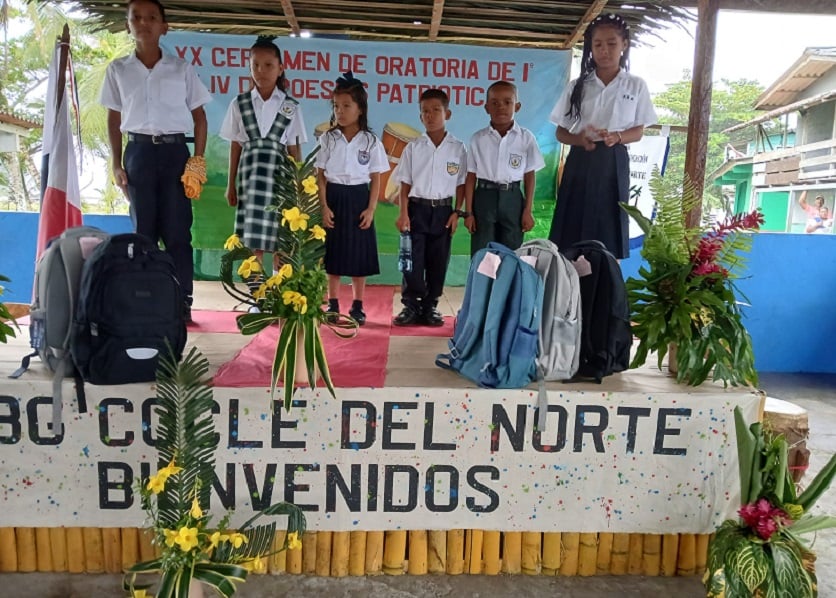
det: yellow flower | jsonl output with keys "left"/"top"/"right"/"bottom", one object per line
{"left": 277, "top": 263, "right": 293, "bottom": 281}
{"left": 229, "top": 532, "right": 248, "bottom": 549}
{"left": 174, "top": 526, "right": 199, "bottom": 552}
{"left": 146, "top": 473, "right": 166, "bottom": 494}
{"left": 287, "top": 531, "right": 302, "bottom": 550}
{"left": 243, "top": 556, "right": 266, "bottom": 572}
{"left": 282, "top": 290, "right": 300, "bottom": 306}
{"left": 310, "top": 225, "right": 326, "bottom": 241}
{"left": 208, "top": 531, "right": 229, "bottom": 549}
{"left": 158, "top": 457, "right": 183, "bottom": 479}
{"left": 295, "top": 295, "right": 308, "bottom": 314}
{"left": 132, "top": 590, "right": 149, "bottom": 598}
{"left": 224, "top": 234, "right": 243, "bottom": 251}
{"left": 302, "top": 176, "right": 318, "bottom": 195}
{"left": 237, "top": 256, "right": 262, "bottom": 279}
{"left": 264, "top": 274, "right": 282, "bottom": 289}
{"left": 190, "top": 497, "right": 203, "bottom": 519}
{"left": 163, "top": 529, "right": 179, "bottom": 547}
{"left": 282, "top": 206, "right": 309, "bottom": 232}
{"left": 253, "top": 283, "right": 267, "bottom": 300}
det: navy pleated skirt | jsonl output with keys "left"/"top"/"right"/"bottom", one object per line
{"left": 324, "top": 183, "right": 380, "bottom": 277}
{"left": 548, "top": 142, "right": 630, "bottom": 259}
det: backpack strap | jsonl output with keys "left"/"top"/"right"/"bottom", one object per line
{"left": 9, "top": 349, "right": 38, "bottom": 379}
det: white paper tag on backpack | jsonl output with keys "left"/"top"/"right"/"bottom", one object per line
{"left": 520, "top": 255, "right": 537, "bottom": 268}
{"left": 572, "top": 255, "right": 592, "bottom": 277}
{"left": 477, "top": 252, "right": 502, "bottom": 279}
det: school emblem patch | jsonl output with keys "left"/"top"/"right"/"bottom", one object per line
{"left": 357, "top": 150, "right": 371, "bottom": 165}
{"left": 509, "top": 154, "right": 523, "bottom": 169}
{"left": 446, "top": 162, "right": 460, "bottom": 175}
{"left": 280, "top": 101, "right": 296, "bottom": 117}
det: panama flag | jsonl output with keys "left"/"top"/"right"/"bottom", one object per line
{"left": 36, "top": 33, "right": 82, "bottom": 259}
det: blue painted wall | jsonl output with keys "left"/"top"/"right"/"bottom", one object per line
{"left": 1, "top": 213, "right": 833, "bottom": 373}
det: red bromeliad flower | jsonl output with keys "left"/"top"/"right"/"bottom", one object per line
{"left": 738, "top": 498, "right": 792, "bottom": 540}
{"left": 689, "top": 210, "right": 763, "bottom": 279}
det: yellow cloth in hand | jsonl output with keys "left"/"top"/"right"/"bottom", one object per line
{"left": 181, "top": 156, "right": 207, "bottom": 200}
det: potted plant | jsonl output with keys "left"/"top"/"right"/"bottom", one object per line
{"left": 0, "top": 274, "right": 18, "bottom": 343}
{"left": 704, "top": 406, "right": 836, "bottom": 597}
{"left": 220, "top": 149, "right": 357, "bottom": 409}
{"left": 124, "top": 347, "right": 306, "bottom": 598}
{"left": 621, "top": 174, "right": 763, "bottom": 387}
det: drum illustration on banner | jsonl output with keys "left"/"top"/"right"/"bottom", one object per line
{"left": 313, "top": 121, "right": 331, "bottom": 141}
{"left": 380, "top": 122, "right": 421, "bottom": 204}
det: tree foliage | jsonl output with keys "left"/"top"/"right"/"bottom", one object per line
{"left": 0, "top": 0, "right": 131, "bottom": 212}
{"left": 653, "top": 70, "right": 772, "bottom": 212}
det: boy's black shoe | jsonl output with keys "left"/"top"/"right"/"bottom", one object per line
{"left": 423, "top": 306, "right": 445, "bottom": 327}
{"left": 393, "top": 306, "right": 421, "bottom": 327}
{"left": 184, "top": 299, "right": 193, "bottom": 324}
{"left": 349, "top": 300, "right": 366, "bottom": 326}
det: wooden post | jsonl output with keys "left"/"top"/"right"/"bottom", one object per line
{"left": 683, "top": 0, "right": 720, "bottom": 228}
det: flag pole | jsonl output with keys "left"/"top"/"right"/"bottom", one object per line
{"left": 55, "top": 25, "right": 70, "bottom": 112}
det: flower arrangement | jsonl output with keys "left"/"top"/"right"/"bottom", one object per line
{"left": 704, "top": 406, "right": 836, "bottom": 597}
{"left": 124, "top": 347, "right": 305, "bottom": 598}
{"left": 220, "top": 149, "right": 357, "bottom": 409}
{"left": 0, "top": 274, "right": 18, "bottom": 343}
{"left": 621, "top": 174, "right": 764, "bottom": 386}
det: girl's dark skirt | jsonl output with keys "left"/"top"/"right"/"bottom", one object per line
{"left": 324, "top": 183, "right": 380, "bottom": 277}
{"left": 548, "top": 142, "right": 630, "bottom": 259}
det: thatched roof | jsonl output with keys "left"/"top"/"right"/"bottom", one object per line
{"left": 43, "top": 0, "right": 699, "bottom": 48}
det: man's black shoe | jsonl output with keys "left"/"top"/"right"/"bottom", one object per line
{"left": 393, "top": 307, "right": 421, "bottom": 326}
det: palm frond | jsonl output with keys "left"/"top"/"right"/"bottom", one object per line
{"left": 153, "top": 347, "right": 216, "bottom": 528}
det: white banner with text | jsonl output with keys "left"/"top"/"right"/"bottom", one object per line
{"left": 0, "top": 386, "right": 759, "bottom": 533}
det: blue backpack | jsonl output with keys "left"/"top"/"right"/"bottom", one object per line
{"left": 436, "top": 242, "right": 544, "bottom": 388}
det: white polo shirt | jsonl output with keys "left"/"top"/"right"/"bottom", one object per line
{"left": 219, "top": 87, "right": 309, "bottom": 146}
{"left": 467, "top": 122, "right": 546, "bottom": 184}
{"left": 315, "top": 129, "right": 389, "bottom": 185}
{"left": 394, "top": 132, "right": 466, "bottom": 200}
{"left": 550, "top": 69, "right": 657, "bottom": 140}
{"left": 99, "top": 52, "right": 212, "bottom": 135}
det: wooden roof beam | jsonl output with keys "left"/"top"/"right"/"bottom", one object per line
{"left": 429, "top": 0, "right": 445, "bottom": 41}
{"left": 562, "top": 0, "right": 608, "bottom": 49}
{"left": 280, "top": 0, "right": 300, "bottom": 34}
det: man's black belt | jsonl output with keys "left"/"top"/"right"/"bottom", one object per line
{"left": 409, "top": 197, "right": 452, "bottom": 207}
{"left": 476, "top": 179, "right": 520, "bottom": 191}
{"left": 127, "top": 132, "right": 187, "bottom": 144}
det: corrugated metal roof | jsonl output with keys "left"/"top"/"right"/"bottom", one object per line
{"left": 755, "top": 47, "right": 836, "bottom": 110}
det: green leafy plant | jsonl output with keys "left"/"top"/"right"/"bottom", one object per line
{"left": 621, "top": 173, "right": 762, "bottom": 387}
{"left": 219, "top": 149, "right": 357, "bottom": 409}
{"left": 123, "top": 347, "right": 305, "bottom": 598}
{"left": 0, "top": 275, "right": 19, "bottom": 343}
{"left": 704, "top": 406, "right": 836, "bottom": 597}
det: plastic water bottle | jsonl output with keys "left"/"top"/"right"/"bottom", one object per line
{"left": 398, "top": 231, "right": 413, "bottom": 273}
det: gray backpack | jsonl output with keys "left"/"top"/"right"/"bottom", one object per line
{"left": 515, "top": 239, "right": 581, "bottom": 427}
{"left": 12, "top": 226, "right": 110, "bottom": 428}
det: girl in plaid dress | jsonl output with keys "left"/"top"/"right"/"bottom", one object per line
{"left": 220, "top": 36, "right": 308, "bottom": 275}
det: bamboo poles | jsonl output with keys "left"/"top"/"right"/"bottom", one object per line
{"left": 0, "top": 527, "right": 714, "bottom": 577}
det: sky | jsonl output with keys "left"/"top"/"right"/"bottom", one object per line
{"left": 630, "top": 9, "right": 836, "bottom": 93}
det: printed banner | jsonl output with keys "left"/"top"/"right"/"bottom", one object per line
{"left": 159, "top": 33, "right": 570, "bottom": 253}
{"left": 1, "top": 385, "right": 760, "bottom": 533}
{"left": 627, "top": 133, "right": 669, "bottom": 242}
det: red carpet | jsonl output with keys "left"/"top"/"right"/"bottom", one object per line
{"left": 213, "top": 285, "right": 395, "bottom": 388}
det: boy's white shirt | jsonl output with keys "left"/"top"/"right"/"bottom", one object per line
{"left": 99, "top": 52, "right": 211, "bottom": 135}
{"left": 394, "top": 132, "right": 466, "bottom": 200}
{"left": 466, "top": 122, "right": 545, "bottom": 184}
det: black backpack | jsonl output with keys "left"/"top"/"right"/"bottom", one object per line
{"left": 71, "top": 233, "right": 187, "bottom": 385}
{"left": 562, "top": 240, "right": 632, "bottom": 383}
